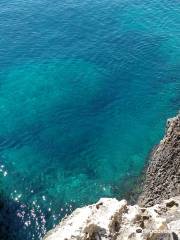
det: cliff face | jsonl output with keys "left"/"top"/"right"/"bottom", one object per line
{"left": 43, "top": 114, "right": 180, "bottom": 240}
{"left": 44, "top": 197, "right": 180, "bottom": 240}
{"left": 138, "top": 114, "right": 180, "bottom": 207}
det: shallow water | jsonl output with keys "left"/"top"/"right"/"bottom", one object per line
{"left": 0, "top": 0, "right": 180, "bottom": 239}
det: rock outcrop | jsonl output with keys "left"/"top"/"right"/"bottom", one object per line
{"left": 138, "top": 114, "right": 180, "bottom": 207}
{"left": 43, "top": 114, "right": 180, "bottom": 240}
{"left": 44, "top": 196, "right": 180, "bottom": 240}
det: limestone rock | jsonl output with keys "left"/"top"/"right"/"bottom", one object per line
{"left": 44, "top": 198, "right": 127, "bottom": 240}
{"left": 43, "top": 196, "right": 180, "bottom": 240}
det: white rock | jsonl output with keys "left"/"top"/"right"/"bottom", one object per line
{"left": 44, "top": 198, "right": 127, "bottom": 240}
{"left": 44, "top": 196, "right": 180, "bottom": 240}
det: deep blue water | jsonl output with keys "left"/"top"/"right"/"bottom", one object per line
{"left": 0, "top": 0, "right": 179, "bottom": 239}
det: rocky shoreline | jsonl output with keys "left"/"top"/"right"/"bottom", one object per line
{"left": 43, "top": 114, "right": 180, "bottom": 240}
{"left": 138, "top": 114, "right": 180, "bottom": 207}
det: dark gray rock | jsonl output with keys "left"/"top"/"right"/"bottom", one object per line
{"left": 138, "top": 114, "right": 180, "bottom": 207}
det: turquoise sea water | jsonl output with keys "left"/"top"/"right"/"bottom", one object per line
{"left": 0, "top": 0, "right": 179, "bottom": 239}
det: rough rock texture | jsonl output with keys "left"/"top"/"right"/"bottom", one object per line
{"left": 138, "top": 114, "right": 180, "bottom": 207}
{"left": 43, "top": 114, "right": 180, "bottom": 240}
{"left": 44, "top": 197, "right": 180, "bottom": 240}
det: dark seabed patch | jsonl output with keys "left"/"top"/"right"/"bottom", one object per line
{"left": 0, "top": 0, "right": 179, "bottom": 239}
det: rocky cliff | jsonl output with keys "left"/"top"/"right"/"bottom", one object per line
{"left": 138, "top": 114, "right": 180, "bottom": 207}
{"left": 43, "top": 114, "right": 180, "bottom": 240}
{"left": 44, "top": 197, "right": 180, "bottom": 240}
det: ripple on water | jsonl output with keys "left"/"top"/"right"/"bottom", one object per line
{"left": 0, "top": 0, "right": 179, "bottom": 239}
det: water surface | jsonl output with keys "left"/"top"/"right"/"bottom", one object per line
{"left": 0, "top": 0, "right": 180, "bottom": 239}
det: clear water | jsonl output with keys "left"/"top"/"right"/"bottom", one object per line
{"left": 0, "top": 0, "right": 179, "bottom": 239}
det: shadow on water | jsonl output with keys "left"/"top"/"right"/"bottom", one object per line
{"left": 111, "top": 174, "right": 144, "bottom": 204}
{"left": 0, "top": 190, "right": 26, "bottom": 240}
{"left": 0, "top": 194, "right": 79, "bottom": 240}
{"left": 111, "top": 147, "right": 157, "bottom": 204}
{"left": 0, "top": 190, "right": 46, "bottom": 240}
{"left": 0, "top": 169, "right": 79, "bottom": 240}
